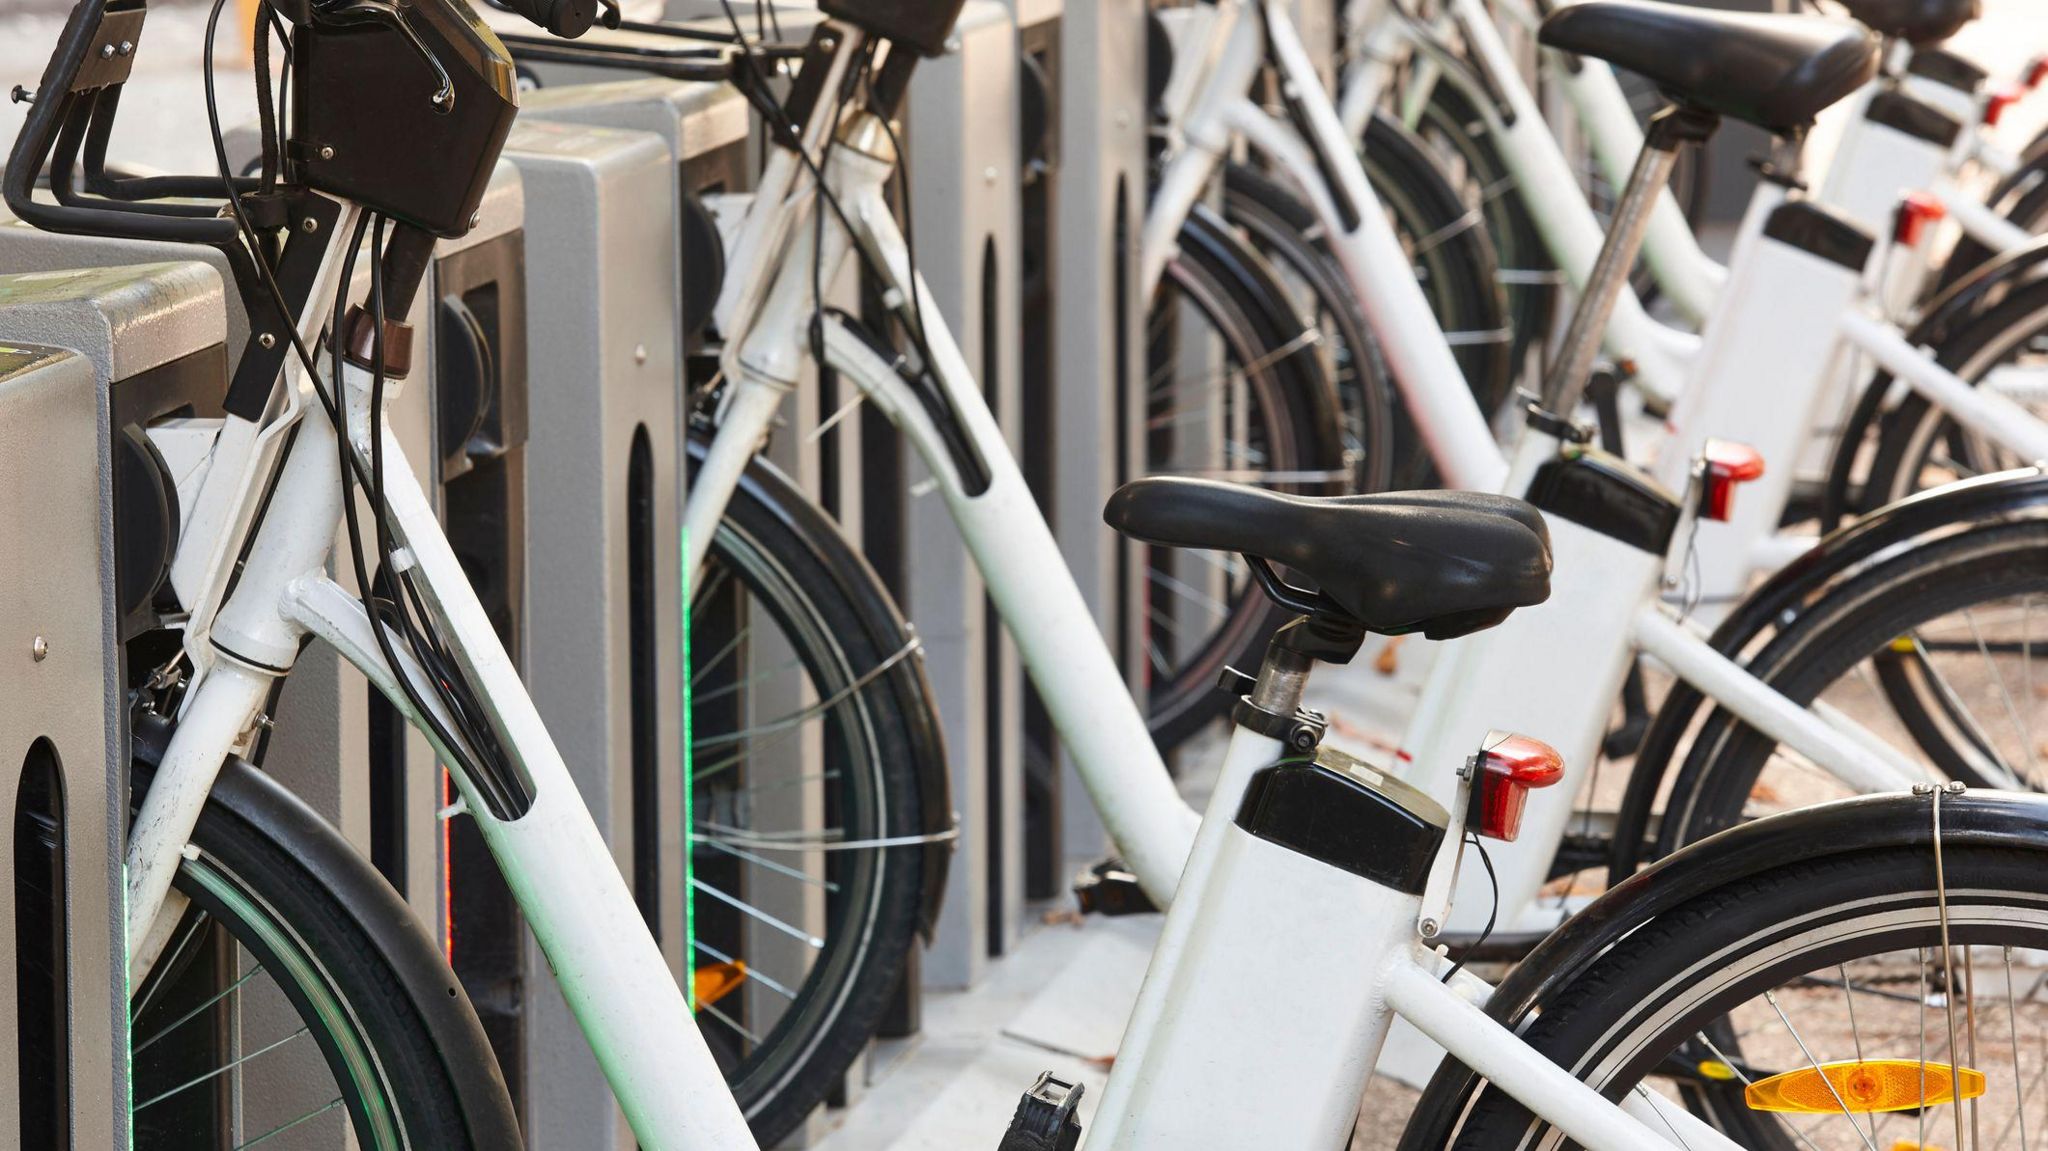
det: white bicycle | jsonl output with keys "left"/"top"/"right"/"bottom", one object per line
{"left": 23, "top": 0, "right": 2048, "bottom": 1147}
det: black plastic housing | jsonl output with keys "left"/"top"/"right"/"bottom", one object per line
{"left": 1525, "top": 449, "right": 1681, "bottom": 556}
{"left": 1235, "top": 753, "right": 1448, "bottom": 895}
{"left": 292, "top": 0, "right": 520, "bottom": 237}
{"left": 818, "top": 0, "right": 967, "bottom": 56}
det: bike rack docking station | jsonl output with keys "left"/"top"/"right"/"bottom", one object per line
{"left": 0, "top": 261, "right": 232, "bottom": 1150}
{"left": 497, "top": 119, "right": 686, "bottom": 1150}
{"left": 1012, "top": 0, "right": 1071, "bottom": 908}
{"left": 892, "top": 0, "right": 1028, "bottom": 989}
{"left": 1037, "top": 0, "right": 1151, "bottom": 870}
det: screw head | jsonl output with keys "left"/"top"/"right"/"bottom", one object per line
{"left": 633, "top": 344, "right": 648, "bottom": 365}
{"left": 301, "top": 216, "right": 319, "bottom": 233}
{"left": 117, "top": 40, "right": 133, "bottom": 55}
{"left": 100, "top": 43, "right": 116, "bottom": 58}
{"left": 1419, "top": 917, "right": 1440, "bottom": 938}
{"left": 258, "top": 333, "right": 277, "bottom": 349}
{"left": 318, "top": 145, "right": 335, "bottom": 161}
{"left": 31, "top": 636, "right": 47, "bottom": 662}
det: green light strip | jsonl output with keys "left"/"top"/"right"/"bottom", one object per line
{"left": 682, "top": 527, "right": 696, "bottom": 1011}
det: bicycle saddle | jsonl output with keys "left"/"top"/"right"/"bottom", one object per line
{"left": 1833, "top": 0, "right": 1978, "bottom": 46}
{"left": 1539, "top": 1, "right": 1879, "bottom": 135}
{"left": 1103, "top": 479, "right": 1553, "bottom": 640}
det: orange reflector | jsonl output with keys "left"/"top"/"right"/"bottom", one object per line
{"left": 693, "top": 961, "right": 748, "bottom": 1008}
{"left": 1890, "top": 1142, "right": 1947, "bottom": 1151}
{"left": 1697, "top": 1060, "right": 1737, "bottom": 1081}
{"left": 1744, "top": 1060, "right": 1984, "bottom": 1114}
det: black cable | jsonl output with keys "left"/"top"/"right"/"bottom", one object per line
{"left": 807, "top": 55, "right": 863, "bottom": 372}
{"left": 1439, "top": 834, "right": 1498, "bottom": 987}
{"left": 873, "top": 108, "right": 935, "bottom": 362}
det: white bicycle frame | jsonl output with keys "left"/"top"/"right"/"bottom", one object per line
{"left": 664, "top": 36, "right": 1739, "bottom": 1147}
{"left": 1137, "top": 0, "right": 2042, "bottom": 940}
{"left": 1336, "top": 0, "right": 2037, "bottom": 359}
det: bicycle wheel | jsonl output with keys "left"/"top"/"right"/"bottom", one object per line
{"left": 1231, "top": 108, "right": 1517, "bottom": 491}
{"left": 1437, "top": 841, "right": 2048, "bottom": 1150}
{"left": 688, "top": 432, "right": 937, "bottom": 1145}
{"left": 1143, "top": 206, "right": 1350, "bottom": 750}
{"left": 1412, "top": 79, "right": 1559, "bottom": 372}
{"left": 1222, "top": 161, "right": 1398, "bottom": 494}
{"left": 1855, "top": 276, "right": 2048, "bottom": 512}
{"left": 117, "top": 752, "right": 512, "bottom": 1150}
{"left": 1935, "top": 133, "right": 2048, "bottom": 297}
{"left": 1654, "top": 520, "right": 2048, "bottom": 859}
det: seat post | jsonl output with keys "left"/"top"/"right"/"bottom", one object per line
{"left": 1537, "top": 104, "right": 1721, "bottom": 418}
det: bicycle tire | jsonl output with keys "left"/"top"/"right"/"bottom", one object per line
{"left": 1437, "top": 842, "right": 2048, "bottom": 1148}
{"left": 1655, "top": 520, "right": 2048, "bottom": 859}
{"left": 688, "top": 431, "right": 935, "bottom": 1146}
{"left": 1221, "top": 161, "right": 1398, "bottom": 494}
{"left": 1142, "top": 206, "right": 1350, "bottom": 751}
{"left": 1230, "top": 112, "right": 1517, "bottom": 490}
{"left": 122, "top": 751, "right": 514, "bottom": 1150}
{"left": 1852, "top": 275, "right": 2048, "bottom": 515}
{"left": 1935, "top": 133, "right": 2048, "bottom": 296}
{"left": 1412, "top": 79, "right": 1559, "bottom": 372}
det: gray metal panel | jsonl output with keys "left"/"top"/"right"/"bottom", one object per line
{"left": 903, "top": 0, "right": 1025, "bottom": 988}
{"left": 1048, "top": 0, "right": 1149, "bottom": 864}
{"left": 522, "top": 77, "right": 751, "bottom": 163}
{"left": 0, "top": 260, "right": 226, "bottom": 380}
{"left": 0, "top": 342, "right": 126, "bottom": 1151}
{"left": 501, "top": 117, "right": 683, "bottom": 1151}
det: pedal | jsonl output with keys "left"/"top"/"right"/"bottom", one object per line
{"left": 1073, "top": 858, "right": 1157, "bottom": 917}
{"left": 998, "top": 1072, "right": 1084, "bottom": 1151}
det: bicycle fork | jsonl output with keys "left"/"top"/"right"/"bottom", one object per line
{"left": 131, "top": 351, "right": 758, "bottom": 1148}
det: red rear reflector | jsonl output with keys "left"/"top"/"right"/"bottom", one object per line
{"left": 1468, "top": 731, "right": 1564, "bottom": 842}
{"left": 2028, "top": 56, "right": 2048, "bottom": 91}
{"left": 1985, "top": 86, "right": 2022, "bottom": 128}
{"left": 1893, "top": 191, "right": 1947, "bottom": 249}
{"left": 1700, "top": 439, "right": 1765, "bottom": 522}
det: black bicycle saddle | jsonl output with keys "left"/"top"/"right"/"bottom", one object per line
{"left": 1104, "top": 479, "right": 1553, "bottom": 641}
{"left": 1540, "top": 1, "right": 1880, "bottom": 135}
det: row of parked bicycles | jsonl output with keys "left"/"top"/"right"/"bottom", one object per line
{"left": 10, "top": 0, "right": 2048, "bottom": 1144}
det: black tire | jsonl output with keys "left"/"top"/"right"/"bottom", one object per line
{"left": 1655, "top": 520, "right": 2048, "bottom": 858}
{"left": 1936, "top": 134, "right": 2048, "bottom": 297}
{"left": 1856, "top": 276, "right": 2048, "bottom": 513}
{"left": 689, "top": 433, "right": 935, "bottom": 1146}
{"left": 1412, "top": 80, "right": 1559, "bottom": 373}
{"left": 1233, "top": 108, "right": 1518, "bottom": 490}
{"left": 1439, "top": 843, "right": 2048, "bottom": 1149}
{"left": 1223, "top": 161, "right": 1399, "bottom": 494}
{"left": 124, "top": 756, "right": 507, "bottom": 1150}
{"left": 1142, "top": 207, "right": 1350, "bottom": 751}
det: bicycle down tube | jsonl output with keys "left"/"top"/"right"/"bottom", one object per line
{"left": 680, "top": 55, "right": 1202, "bottom": 907}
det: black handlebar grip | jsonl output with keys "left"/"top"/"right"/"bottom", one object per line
{"left": 501, "top": 0, "right": 599, "bottom": 38}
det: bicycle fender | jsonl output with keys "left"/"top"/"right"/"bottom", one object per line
{"left": 1398, "top": 788, "right": 2048, "bottom": 1151}
{"left": 187, "top": 753, "right": 526, "bottom": 1150}
{"left": 1610, "top": 466, "right": 2048, "bottom": 879}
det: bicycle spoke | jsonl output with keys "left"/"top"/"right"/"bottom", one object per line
{"left": 235, "top": 1098, "right": 347, "bottom": 1150}
{"left": 132, "top": 963, "right": 268, "bottom": 1055}
{"left": 134, "top": 1026, "right": 313, "bottom": 1113}
{"left": 690, "top": 877, "right": 825, "bottom": 949}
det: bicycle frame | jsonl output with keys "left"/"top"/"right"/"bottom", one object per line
{"left": 1133, "top": 0, "right": 2034, "bottom": 941}
{"left": 1335, "top": 0, "right": 2037, "bottom": 398}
